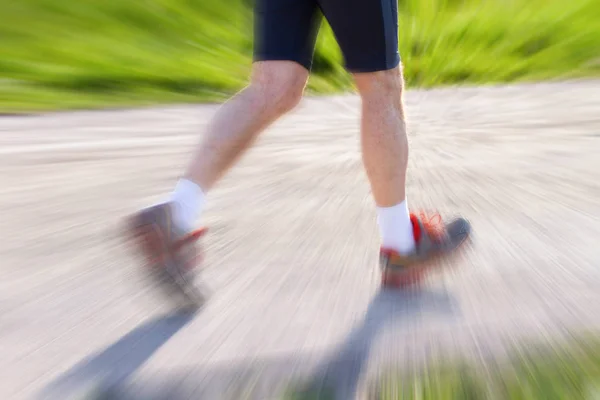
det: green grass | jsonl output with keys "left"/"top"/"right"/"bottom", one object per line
{"left": 285, "top": 335, "right": 600, "bottom": 400}
{"left": 376, "top": 336, "right": 600, "bottom": 399}
{"left": 1, "top": 0, "right": 599, "bottom": 112}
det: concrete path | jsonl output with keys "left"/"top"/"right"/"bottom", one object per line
{"left": 1, "top": 80, "right": 599, "bottom": 399}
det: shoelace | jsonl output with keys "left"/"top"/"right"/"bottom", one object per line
{"left": 174, "top": 228, "right": 208, "bottom": 270}
{"left": 136, "top": 227, "right": 207, "bottom": 267}
{"left": 413, "top": 211, "right": 445, "bottom": 241}
{"left": 173, "top": 228, "right": 207, "bottom": 252}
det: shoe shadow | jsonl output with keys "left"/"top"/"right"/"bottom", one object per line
{"left": 288, "top": 286, "right": 459, "bottom": 400}
{"left": 38, "top": 310, "right": 197, "bottom": 400}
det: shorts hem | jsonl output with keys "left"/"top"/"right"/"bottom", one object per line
{"left": 252, "top": 54, "right": 313, "bottom": 71}
{"left": 345, "top": 55, "right": 401, "bottom": 74}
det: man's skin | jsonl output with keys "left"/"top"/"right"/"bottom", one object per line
{"left": 185, "top": 61, "right": 408, "bottom": 208}
{"left": 127, "top": 0, "right": 471, "bottom": 304}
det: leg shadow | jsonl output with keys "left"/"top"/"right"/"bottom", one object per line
{"left": 289, "top": 286, "right": 460, "bottom": 400}
{"left": 40, "top": 288, "right": 458, "bottom": 400}
{"left": 38, "top": 310, "right": 197, "bottom": 400}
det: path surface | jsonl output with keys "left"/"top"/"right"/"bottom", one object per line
{"left": 1, "top": 80, "right": 599, "bottom": 399}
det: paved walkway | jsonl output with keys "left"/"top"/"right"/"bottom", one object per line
{"left": 1, "top": 80, "right": 599, "bottom": 399}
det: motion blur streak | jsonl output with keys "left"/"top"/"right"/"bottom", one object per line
{"left": 1, "top": 0, "right": 600, "bottom": 397}
{"left": 1, "top": 81, "right": 599, "bottom": 399}
{"left": 1, "top": 0, "right": 599, "bottom": 112}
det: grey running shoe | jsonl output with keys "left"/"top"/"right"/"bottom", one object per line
{"left": 379, "top": 212, "right": 471, "bottom": 288}
{"left": 127, "top": 202, "right": 207, "bottom": 310}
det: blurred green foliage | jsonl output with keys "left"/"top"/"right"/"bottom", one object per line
{"left": 375, "top": 336, "right": 600, "bottom": 399}
{"left": 285, "top": 335, "right": 600, "bottom": 399}
{"left": 0, "top": 0, "right": 599, "bottom": 112}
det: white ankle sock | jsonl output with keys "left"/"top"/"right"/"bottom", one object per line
{"left": 169, "top": 178, "right": 205, "bottom": 231}
{"left": 377, "top": 199, "right": 416, "bottom": 255}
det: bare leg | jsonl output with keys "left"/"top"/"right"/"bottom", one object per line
{"left": 151, "top": 60, "right": 310, "bottom": 232}
{"left": 353, "top": 65, "right": 414, "bottom": 255}
{"left": 354, "top": 66, "right": 408, "bottom": 208}
{"left": 186, "top": 61, "right": 309, "bottom": 191}
{"left": 128, "top": 61, "right": 309, "bottom": 305}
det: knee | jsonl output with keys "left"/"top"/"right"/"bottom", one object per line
{"left": 249, "top": 61, "right": 308, "bottom": 117}
{"left": 354, "top": 66, "right": 405, "bottom": 103}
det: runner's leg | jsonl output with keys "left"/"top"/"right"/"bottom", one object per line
{"left": 320, "top": 0, "right": 470, "bottom": 281}
{"left": 319, "top": 0, "right": 414, "bottom": 254}
{"left": 127, "top": 0, "right": 323, "bottom": 300}
{"left": 171, "top": 0, "right": 322, "bottom": 230}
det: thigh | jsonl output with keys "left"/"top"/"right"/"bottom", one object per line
{"left": 318, "top": 0, "right": 400, "bottom": 73}
{"left": 253, "top": 0, "right": 322, "bottom": 71}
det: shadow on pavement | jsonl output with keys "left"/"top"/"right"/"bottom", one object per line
{"left": 82, "top": 287, "right": 458, "bottom": 400}
{"left": 288, "top": 287, "right": 459, "bottom": 400}
{"left": 38, "top": 310, "right": 197, "bottom": 400}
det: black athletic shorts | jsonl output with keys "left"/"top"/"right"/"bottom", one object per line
{"left": 253, "top": 0, "right": 400, "bottom": 73}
